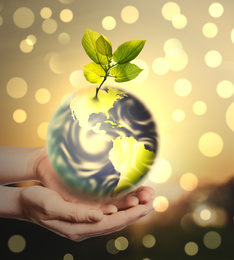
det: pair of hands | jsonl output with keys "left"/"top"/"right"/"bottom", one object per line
{"left": 21, "top": 147, "right": 155, "bottom": 241}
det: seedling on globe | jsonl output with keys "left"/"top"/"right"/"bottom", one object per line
{"left": 82, "top": 29, "right": 146, "bottom": 98}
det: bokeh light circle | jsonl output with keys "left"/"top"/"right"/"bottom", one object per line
{"left": 6, "top": 77, "right": 28, "bottom": 98}
{"left": 49, "top": 53, "right": 68, "bottom": 74}
{"left": 142, "top": 234, "right": 156, "bottom": 248}
{"left": 162, "top": 2, "right": 180, "bottom": 21}
{"left": 184, "top": 242, "right": 199, "bottom": 256}
{"left": 40, "top": 7, "right": 52, "bottom": 19}
{"left": 106, "top": 239, "right": 119, "bottom": 254}
{"left": 26, "top": 35, "right": 37, "bottom": 45}
{"left": 202, "top": 23, "right": 218, "bottom": 38}
{"left": 153, "top": 196, "right": 169, "bottom": 212}
{"left": 58, "top": 32, "right": 70, "bottom": 45}
{"left": 226, "top": 102, "right": 234, "bottom": 131}
{"left": 180, "top": 173, "right": 198, "bottom": 191}
{"left": 63, "top": 253, "right": 74, "bottom": 260}
{"left": 193, "top": 101, "right": 207, "bottom": 115}
{"left": 200, "top": 209, "right": 211, "bottom": 221}
{"left": 163, "top": 38, "right": 183, "bottom": 57}
{"left": 174, "top": 78, "right": 192, "bottom": 96}
{"left": 60, "top": 9, "right": 73, "bottom": 23}
{"left": 203, "top": 231, "right": 222, "bottom": 249}
{"left": 115, "top": 236, "right": 129, "bottom": 251}
{"left": 42, "top": 18, "right": 57, "bottom": 34}
{"left": 152, "top": 58, "right": 169, "bottom": 75}
{"left": 121, "top": 6, "right": 139, "bottom": 24}
{"left": 209, "top": 3, "right": 224, "bottom": 18}
{"left": 20, "top": 39, "right": 34, "bottom": 53}
{"left": 13, "top": 7, "right": 34, "bottom": 29}
{"left": 216, "top": 80, "right": 234, "bottom": 98}
{"left": 172, "top": 14, "right": 187, "bottom": 29}
{"left": 0, "top": 16, "right": 3, "bottom": 26}
{"left": 69, "top": 70, "right": 88, "bottom": 87}
{"left": 35, "top": 88, "right": 51, "bottom": 104}
{"left": 13, "top": 109, "right": 27, "bottom": 123}
{"left": 149, "top": 158, "right": 172, "bottom": 183}
{"left": 173, "top": 109, "right": 185, "bottom": 122}
{"left": 166, "top": 50, "right": 188, "bottom": 71}
{"left": 37, "top": 122, "right": 49, "bottom": 140}
{"left": 198, "top": 132, "right": 223, "bottom": 157}
{"left": 102, "top": 16, "right": 116, "bottom": 30}
{"left": 205, "top": 50, "right": 222, "bottom": 68}
{"left": 8, "top": 234, "right": 26, "bottom": 253}
{"left": 231, "top": 28, "right": 234, "bottom": 44}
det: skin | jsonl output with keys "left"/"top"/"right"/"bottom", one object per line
{"left": 0, "top": 146, "right": 155, "bottom": 241}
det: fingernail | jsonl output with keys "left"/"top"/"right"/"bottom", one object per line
{"left": 88, "top": 210, "right": 103, "bottom": 222}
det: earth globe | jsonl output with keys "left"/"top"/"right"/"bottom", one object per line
{"left": 46, "top": 85, "right": 159, "bottom": 198}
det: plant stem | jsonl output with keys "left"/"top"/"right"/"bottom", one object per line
{"left": 95, "top": 76, "right": 107, "bottom": 99}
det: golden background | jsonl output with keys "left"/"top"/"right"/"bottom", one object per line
{"left": 1, "top": 0, "right": 234, "bottom": 259}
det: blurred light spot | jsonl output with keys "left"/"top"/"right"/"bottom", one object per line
{"left": 205, "top": 50, "right": 222, "bottom": 68}
{"left": 217, "top": 80, "right": 234, "bottom": 98}
{"left": 200, "top": 209, "right": 211, "bottom": 221}
{"left": 20, "top": 39, "right": 34, "bottom": 53}
{"left": 174, "top": 78, "right": 192, "bottom": 96}
{"left": 202, "top": 23, "right": 218, "bottom": 38}
{"left": 193, "top": 101, "right": 207, "bottom": 115}
{"left": 6, "top": 77, "right": 28, "bottom": 98}
{"left": 60, "top": 9, "right": 73, "bottom": 23}
{"left": 13, "top": 7, "right": 34, "bottom": 28}
{"left": 40, "top": 7, "right": 52, "bottom": 19}
{"left": 0, "top": 16, "right": 3, "bottom": 26}
{"left": 231, "top": 28, "right": 234, "bottom": 44}
{"left": 149, "top": 158, "right": 172, "bottom": 183}
{"left": 172, "top": 14, "right": 187, "bottom": 29}
{"left": 37, "top": 122, "right": 49, "bottom": 140}
{"left": 198, "top": 132, "right": 223, "bottom": 157}
{"left": 59, "top": 0, "right": 74, "bottom": 3}
{"left": 166, "top": 50, "right": 188, "bottom": 71}
{"left": 184, "top": 242, "right": 198, "bottom": 256}
{"left": 115, "top": 236, "right": 129, "bottom": 251}
{"left": 26, "top": 35, "right": 37, "bottom": 45}
{"left": 152, "top": 58, "right": 169, "bottom": 75}
{"left": 153, "top": 196, "right": 169, "bottom": 212}
{"left": 131, "top": 59, "right": 149, "bottom": 82}
{"left": 163, "top": 38, "right": 183, "bottom": 57}
{"left": 8, "top": 235, "right": 26, "bottom": 253}
{"left": 162, "top": 2, "right": 181, "bottom": 21}
{"left": 106, "top": 239, "right": 119, "bottom": 254}
{"left": 209, "top": 3, "right": 224, "bottom": 18}
{"left": 13, "top": 109, "right": 27, "bottom": 123}
{"left": 35, "top": 88, "right": 51, "bottom": 104}
{"left": 180, "top": 213, "right": 194, "bottom": 231}
{"left": 121, "top": 6, "right": 139, "bottom": 24}
{"left": 58, "top": 32, "right": 70, "bottom": 45}
{"left": 180, "top": 173, "right": 198, "bottom": 191}
{"left": 203, "top": 231, "right": 221, "bottom": 249}
{"left": 142, "top": 234, "right": 156, "bottom": 248}
{"left": 63, "top": 253, "right": 74, "bottom": 260}
{"left": 173, "top": 109, "right": 185, "bottom": 122}
{"left": 49, "top": 53, "right": 68, "bottom": 74}
{"left": 102, "top": 16, "right": 116, "bottom": 30}
{"left": 69, "top": 70, "right": 89, "bottom": 87}
{"left": 42, "top": 18, "right": 57, "bottom": 34}
{"left": 226, "top": 102, "right": 234, "bottom": 131}
{"left": 142, "top": 258, "right": 151, "bottom": 260}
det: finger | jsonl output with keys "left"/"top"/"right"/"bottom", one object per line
{"left": 115, "top": 195, "right": 139, "bottom": 211}
{"left": 100, "top": 204, "right": 118, "bottom": 215}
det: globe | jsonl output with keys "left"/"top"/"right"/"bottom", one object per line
{"left": 46, "top": 85, "right": 159, "bottom": 198}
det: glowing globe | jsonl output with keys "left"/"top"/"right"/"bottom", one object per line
{"left": 46, "top": 85, "right": 159, "bottom": 198}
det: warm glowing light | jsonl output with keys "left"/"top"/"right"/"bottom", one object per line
{"left": 166, "top": 50, "right": 188, "bottom": 71}
{"left": 231, "top": 28, "right": 234, "bottom": 44}
{"left": 6, "top": 77, "right": 28, "bottom": 98}
{"left": 198, "top": 132, "right": 223, "bottom": 157}
{"left": 58, "top": 32, "right": 70, "bottom": 45}
{"left": 173, "top": 109, "right": 185, "bottom": 122}
{"left": 131, "top": 59, "right": 149, "bottom": 82}
{"left": 153, "top": 196, "right": 169, "bottom": 212}
{"left": 226, "top": 102, "right": 234, "bottom": 131}
{"left": 49, "top": 53, "right": 68, "bottom": 74}
{"left": 37, "top": 122, "right": 49, "bottom": 140}
{"left": 172, "top": 14, "right": 187, "bottom": 29}
{"left": 121, "top": 6, "right": 139, "bottom": 24}
{"left": 0, "top": 16, "right": 3, "bottom": 26}
{"left": 200, "top": 209, "right": 211, "bottom": 221}
{"left": 184, "top": 242, "right": 199, "bottom": 256}
{"left": 163, "top": 38, "right": 183, "bottom": 57}
{"left": 162, "top": 2, "right": 181, "bottom": 21}
{"left": 209, "top": 3, "right": 224, "bottom": 18}
{"left": 13, "top": 7, "right": 34, "bottom": 28}
{"left": 203, "top": 231, "right": 222, "bottom": 249}
{"left": 152, "top": 58, "right": 169, "bottom": 75}
{"left": 26, "top": 35, "right": 37, "bottom": 45}
{"left": 149, "top": 158, "right": 172, "bottom": 183}
{"left": 217, "top": 80, "right": 234, "bottom": 98}
{"left": 40, "top": 7, "right": 52, "bottom": 19}
{"left": 69, "top": 70, "right": 89, "bottom": 87}
{"left": 60, "top": 9, "right": 73, "bottom": 23}
{"left": 13, "top": 109, "right": 27, "bottom": 123}
{"left": 59, "top": 0, "right": 74, "bottom": 3}
{"left": 35, "top": 88, "right": 51, "bottom": 104}
{"left": 63, "top": 253, "right": 74, "bottom": 260}
{"left": 102, "top": 16, "right": 116, "bottom": 30}
{"left": 20, "top": 39, "right": 34, "bottom": 53}
{"left": 193, "top": 101, "right": 207, "bottom": 115}
{"left": 202, "top": 23, "right": 218, "bottom": 38}
{"left": 8, "top": 235, "right": 26, "bottom": 253}
{"left": 115, "top": 237, "right": 129, "bottom": 251}
{"left": 180, "top": 173, "right": 198, "bottom": 191}
{"left": 205, "top": 50, "right": 222, "bottom": 68}
{"left": 106, "top": 239, "right": 119, "bottom": 254}
{"left": 142, "top": 234, "right": 156, "bottom": 248}
{"left": 42, "top": 18, "right": 57, "bottom": 34}
{"left": 174, "top": 78, "right": 192, "bottom": 96}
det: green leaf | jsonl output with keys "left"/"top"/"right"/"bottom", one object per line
{"left": 82, "top": 29, "right": 109, "bottom": 65}
{"left": 96, "top": 35, "right": 112, "bottom": 58}
{"left": 83, "top": 62, "right": 106, "bottom": 84}
{"left": 110, "top": 63, "right": 143, "bottom": 82}
{"left": 113, "top": 40, "right": 146, "bottom": 64}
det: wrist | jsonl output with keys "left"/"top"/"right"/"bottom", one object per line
{"left": 32, "top": 146, "right": 47, "bottom": 182}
